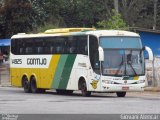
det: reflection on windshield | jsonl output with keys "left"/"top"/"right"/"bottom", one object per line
{"left": 102, "top": 49, "right": 144, "bottom": 76}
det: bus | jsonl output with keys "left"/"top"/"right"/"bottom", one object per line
{"left": 10, "top": 28, "right": 153, "bottom": 97}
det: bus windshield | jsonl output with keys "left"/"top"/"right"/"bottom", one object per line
{"left": 100, "top": 37, "right": 145, "bottom": 76}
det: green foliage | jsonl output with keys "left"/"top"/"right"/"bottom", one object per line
{"left": 97, "top": 10, "right": 128, "bottom": 30}
{"left": 0, "top": 0, "right": 160, "bottom": 38}
{"left": 0, "top": 0, "right": 37, "bottom": 37}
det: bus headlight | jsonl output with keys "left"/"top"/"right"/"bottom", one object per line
{"left": 102, "top": 80, "right": 114, "bottom": 84}
{"left": 137, "top": 80, "right": 145, "bottom": 84}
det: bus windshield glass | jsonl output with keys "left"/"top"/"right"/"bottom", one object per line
{"left": 99, "top": 37, "right": 144, "bottom": 76}
{"left": 100, "top": 36, "right": 142, "bottom": 49}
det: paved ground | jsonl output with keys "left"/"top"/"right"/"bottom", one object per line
{"left": 0, "top": 87, "right": 160, "bottom": 114}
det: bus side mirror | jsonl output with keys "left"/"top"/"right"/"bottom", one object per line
{"left": 98, "top": 46, "right": 104, "bottom": 61}
{"left": 143, "top": 46, "right": 153, "bottom": 61}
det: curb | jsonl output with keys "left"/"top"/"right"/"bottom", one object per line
{"left": 144, "top": 87, "right": 160, "bottom": 92}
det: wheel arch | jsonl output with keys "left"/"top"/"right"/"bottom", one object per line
{"left": 78, "top": 76, "right": 88, "bottom": 90}
{"left": 21, "top": 74, "right": 29, "bottom": 87}
{"left": 29, "top": 73, "right": 39, "bottom": 88}
{"left": 29, "top": 73, "right": 37, "bottom": 82}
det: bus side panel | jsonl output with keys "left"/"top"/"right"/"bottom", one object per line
{"left": 10, "top": 68, "right": 21, "bottom": 87}
{"left": 66, "top": 55, "right": 88, "bottom": 90}
{"left": 51, "top": 54, "right": 77, "bottom": 90}
{"left": 10, "top": 68, "right": 39, "bottom": 87}
{"left": 39, "top": 55, "right": 60, "bottom": 88}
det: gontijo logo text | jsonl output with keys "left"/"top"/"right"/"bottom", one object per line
{"left": 12, "top": 58, "right": 47, "bottom": 65}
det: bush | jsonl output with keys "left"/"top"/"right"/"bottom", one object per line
{"left": 97, "top": 9, "right": 129, "bottom": 30}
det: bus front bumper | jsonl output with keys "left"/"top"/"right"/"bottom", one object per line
{"left": 101, "top": 83, "right": 145, "bottom": 92}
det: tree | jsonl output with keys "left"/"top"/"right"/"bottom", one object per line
{"left": 0, "top": 0, "right": 37, "bottom": 37}
{"left": 1, "top": 0, "right": 160, "bottom": 38}
{"left": 97, "top": 9, "right": 128, "bottom": 30}
{"left": 119, "top": 0, "right": 154, "bottom": 29}
{"left": 114, "top": 0, "right": 118, "bottom": 13}
{"left": 153, "top": 0, "right": 158, "bottom": 30}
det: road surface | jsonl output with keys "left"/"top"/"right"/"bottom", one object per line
{"left": 0, "top": 87, "right": 160, "bottom": 114}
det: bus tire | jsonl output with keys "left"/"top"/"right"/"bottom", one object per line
{"left": 22, "top": 76, "right": 31, "bottom": 93}
{"left": 80, "top": 80, "right": 91, "bottom": 97}
{"left": 30, "top": 77, "right": 39, "bottom": 93}
{"left": 116, "top": 92, "right": 126, "bottom": 97}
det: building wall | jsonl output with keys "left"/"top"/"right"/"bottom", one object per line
{"left": 139, "top": 31, "right": 160, "bottom": 87}
{"left": 139, "top": 31, "right": 160, "bottom": 57}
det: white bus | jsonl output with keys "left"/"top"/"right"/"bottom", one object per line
{"left": 10, "top": 28, "right": 153, "bottom": 97}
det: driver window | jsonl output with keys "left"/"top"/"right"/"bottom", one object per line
{"left": 89, "top": 35, "right": 100, "bottom": 74}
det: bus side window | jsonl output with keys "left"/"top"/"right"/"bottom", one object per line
{"left": 85, "top": 46, "right": 88, "bottom": 54}
{"left": 79, "top": 36, "right": 87, "bottom": 55}
{"left": 67, "top": 36, "right": 76, "bottom": 54}
{"left": 16, "top": 39, "right": 24, "bottom": 55}
{"left": 50, "top": 46, "right": 55, "bottom": 54}
{"left": 25, "top": 39, "right": 34, "bottom": 55}
{"left": 11, "top": 39, "right": 17, "bottom": 54}
{"left": 55, "top": 37, "right": 65, "bottom": 54}
{"left": 20, "top": 48, "right": 24, "bottom": 54}
{"left": 72, "top": 36, "right": 87, "bottom": 55}
{"left": 37, "top": 47, "right": 43, "bottom": 54}
{"left": 26, "top": 47, "right": 32, "bottom": 54}
{"left": 56, "top": 45, "right": 62, "bottom": 53}
{"left": 70, "top": 47, "right": 75, "bottom": 53}
{"left": 44, "top": 37, "right": 55, "bottom": 54}
{"left": 89, "top": 35, "right": 100, "bottom": 74}
{"left": 34, "top": 38, "right": 44, "bottom": 54}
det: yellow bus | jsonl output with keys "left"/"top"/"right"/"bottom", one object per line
{"left": 10, "top": 28, "right": 153, "bottom": 97}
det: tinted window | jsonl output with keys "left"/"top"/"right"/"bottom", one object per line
{"left": 11, "top": 35, "right": 88, "bottom": 55}
{"left": 11, "top": 39, "right": 17, "bottom": 54}
{"left": 66, "top": 36, "right": 88, "bottom": 55}
{"left": 100, "top": 37, "right": 142, "bottom": 49}
{"left": 25, "top": 39, "right": 34, "bottom": 54}
{"left": 89, "top": 35, "right": 100, "bottom": 74}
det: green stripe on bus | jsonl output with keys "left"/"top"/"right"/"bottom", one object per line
{"left": 52, "top": 55, "right": 68, "bottom": 89}
{"left": 58, "top": 54, "right": 77, "bottom": 89}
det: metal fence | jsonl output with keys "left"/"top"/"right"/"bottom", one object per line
{"left": 146, "top": 57, "right": 160, "bottom": 87}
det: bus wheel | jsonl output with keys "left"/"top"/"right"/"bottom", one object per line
{"left": 22, "top": 77, "right": 31, "bottom": 93}
{"left": 30, "top": 77, "right": 39, "bottom": 93}
{"left": 116, "top": 92, "right": 126, "bottom": 97}
{"left": 80, "top": 81, "right": 91, "bottom": 97}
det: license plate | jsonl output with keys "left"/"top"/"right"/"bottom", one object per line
{"left": 122, "top": 87, "right": 129, "bottom": 90}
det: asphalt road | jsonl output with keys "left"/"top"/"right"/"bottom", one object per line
{"left": 0, "top": 87, "right": 160, "bottom": 114}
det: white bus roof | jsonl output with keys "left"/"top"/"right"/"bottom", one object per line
{"left": 11, "top": 28, "right": 140, "bottom": 39}
{"left": 86, "top": 30, "right": 140, "bottom": 37}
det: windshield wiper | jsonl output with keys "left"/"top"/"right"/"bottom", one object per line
{"left": 115, "top": 55, "right": 124, "bottom": 75}
{"left": 126, "top": 50, "right": 137, "bottom": 76}
{"left": 127, "top": 62, "right": 137, "bottom": 76}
